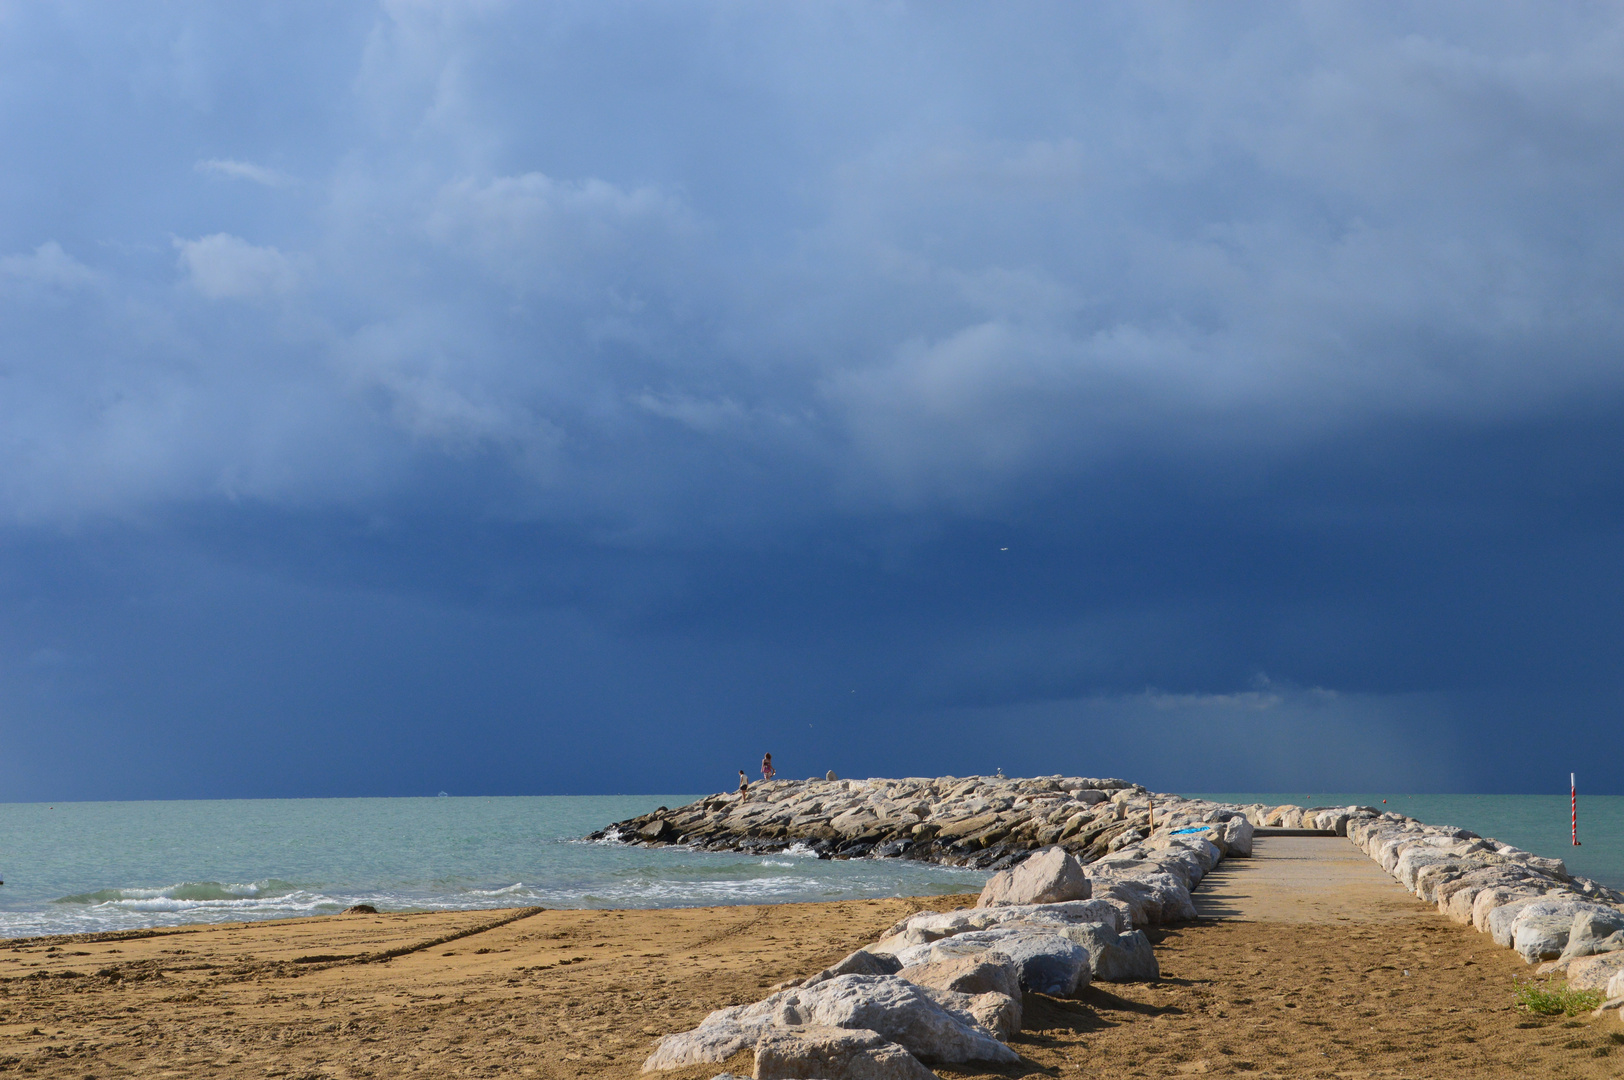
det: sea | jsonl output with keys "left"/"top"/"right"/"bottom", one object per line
{"left": 0, "top": 791, "right": 1618, "bottom": 939}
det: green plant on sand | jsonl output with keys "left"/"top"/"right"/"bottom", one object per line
{"left": 1514, "top": 977, "right": 1605, "bottom": 1016}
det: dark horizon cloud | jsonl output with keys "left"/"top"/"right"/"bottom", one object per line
{"left": 2, "top": 2, "right": 1623, "bottom": 800}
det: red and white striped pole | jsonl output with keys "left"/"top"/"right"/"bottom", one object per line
{"left": 1572, "top": 773, "right": 1581, "bottom": 847}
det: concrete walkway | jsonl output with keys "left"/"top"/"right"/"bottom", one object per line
{"left": 1192, "top": 835, "right": 1424, "bottom": 923}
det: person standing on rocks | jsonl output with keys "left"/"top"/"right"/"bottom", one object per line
{"left": 738, "top": 770, "right": 750, "bottom": 801}
{"left": 761, "top": 752, "right": 775, "bottom": 781}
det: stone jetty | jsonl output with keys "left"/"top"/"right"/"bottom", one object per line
{"left": 610, "top": 776, "right": 1261, "bottom": 1076}
{"left": 598, "top": 776, "right": 1624, "bottom": 1076}
{"left": 592, "top": 774, "right": 1254, "bottom": 873}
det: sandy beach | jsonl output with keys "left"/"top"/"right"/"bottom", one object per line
{"left": 0, "top": 835, "right": 1617, "bottom": 1079}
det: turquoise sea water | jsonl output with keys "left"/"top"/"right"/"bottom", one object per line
{"left": 0, "top": 795, "right": 986, "bottom": 939}
{"left": 1191, "top": 793, "right": 1624, "bottom": 891}
{"left": 0, "top": 793, "right": 1616, "bottom": 940}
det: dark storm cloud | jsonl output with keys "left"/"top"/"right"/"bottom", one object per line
{"left": 1, "top": 2, "right": 1622, "bottom": 798}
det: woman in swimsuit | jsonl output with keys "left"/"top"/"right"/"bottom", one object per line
{"left": 761, "top": 752, "right": 775, "bottom": 781}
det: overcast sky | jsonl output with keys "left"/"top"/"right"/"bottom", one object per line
{"left": 3, "top": 2, "right": 1623, "bottom": 800}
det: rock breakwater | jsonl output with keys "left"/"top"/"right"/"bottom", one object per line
{"left": 606, "top": 777, "right": 1624, "bottom": 1075}
{"left": 638, "top": 841, "right": 1221, "bottom": 1077}
{"left": 613, "top": 775, "right": 1263, "bottom": 1076}
{"left": 593, "top": 774, "right": 1253, "bottom": 874}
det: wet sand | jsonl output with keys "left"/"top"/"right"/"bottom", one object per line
{"left": 4, "top": 837, "right": 1622, "bottom": 1078}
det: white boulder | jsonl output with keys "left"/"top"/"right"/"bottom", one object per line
{"left": 1566, "top": 951, "right": 1624, "bottom": 993}
{"left": 1559, "top": 908, "right": 1624, "bottom": 961}
{"left": 894, "top": 928, "right": 1090, "bottom": 997}
{"left": 977, "top": 847, "right": 1091, "bottom": 907}
{"left": 1609, "top": 967, "right": 1624, "bottom": 1000}
{"left": 803, "top": 948, "right": 904, "bottom": 987}
{"left": 872, "top": 899, "right": 1125, "bottom": 954}
{"left": 1217, "top": 815, "right": 1253, "bottom": 856}
{"left": 899, "top": 952, "right": 1021, "bottom": 1002}
{"left": 1060, "top": 922, "right": 1160, "bottom": 981}
{"left": 640, "top": 974, "right": 1018, "bottom": 1071}
{"left": 753, "top": 1025, "right": 937, "bottom": 1080}
{"left": 1087, "top": 873, "right": 1198, "bottom": 925}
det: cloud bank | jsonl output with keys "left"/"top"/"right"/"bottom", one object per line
{"left": 0, "top": 2, "right": 1621, "bottom": 797}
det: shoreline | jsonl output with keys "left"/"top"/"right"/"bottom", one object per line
{"left": 10, "top": 778, "right": 1624, "bottom": 1077}
{"left": 5, "top": 872, "right": 1623, "bottom": 1078}
{"left": 610, "top": 776, "right": 1624, "bottom": 1075}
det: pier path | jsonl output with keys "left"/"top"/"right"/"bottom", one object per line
{"left": 1192, "top": 833, "right": 1424, "bottom": 923}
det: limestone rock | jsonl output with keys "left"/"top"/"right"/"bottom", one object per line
{"left": 1567, "top": 951, "right": 1624, "bottom": 993}
{"left": 1476, "top": 888, "right": 1558, "bottom": 935}
{"left": 775, "top": 975, "right": 1017, "bottom": 1064}
{"left": 597, "top": 775, "right": 1244, "bottom": 895}
{"left": 1592, "top": 996, "right": 1624, "bottom": 1019}
{"left": 1559, "top": 909, "right": 1624, "bottom": 961}
{"left": 803, "top": 949, "right": 904, "bottom": 988}
{"left": 640, "top": 974, "right": 1017, "bottom": 1071}
{"left": 899, "top": 954, "right": 1022, "bottom": 1033}
{"left": 872, "top": 899, "right": 1126, "bottom": 954}
{"left": 1087, "top": 873, "right": 1198, "bottom": 925}
{"left": 753, "top": 1025, "right": 937, "bottom": 1080}
{"left": 1513, "top": 912, "right": 1580, "bottom": 963}
{"left": 977, "top": 847, "right": 1091, "bottom": 907}
{"left": 956, "top": 991, "right": 1020, "bottom": 1041}
{"left": 1217, "top": 816, "right": 1253, "bottom": 856}
{"left": 899, "top": 954, "right": 1021, "bottom": 1001}
{"left": 643, "top": 1004, "right": 763, "bottom": 1069}
{"left": 1501, "top": 899, "right": 1610, "bottom": 961}
{"left": 907, "top": 985, "right": 1021, "bottom": 1041}
{"left": 894, "top": 928, "right": 1090, "bottom": 997}
{"left": 1059, "top": 922, "right": 1159, "bottom": 982}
